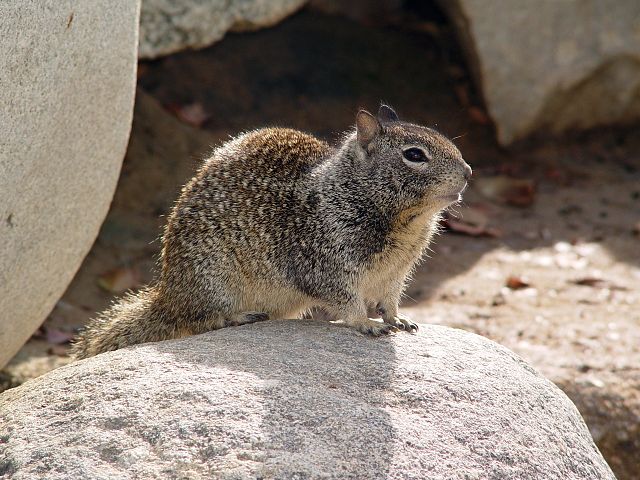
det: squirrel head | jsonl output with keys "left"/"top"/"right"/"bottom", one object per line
{"left": 354, "top": 105, "right": 472, "bottom": 212}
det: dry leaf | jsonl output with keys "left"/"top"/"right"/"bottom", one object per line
{"left": 442, "top": 206, "right": 502, "bottom": 238}
{"left": 458, "top": 206, "right": 489, "bottom": 228}
{"left": 97, "top": 266, "right": 140, "bottom": 293}
{"left": 169, "top": 102, "right": 210, "bottom": 127}
{"left": 468, "top": 106, "right": 490, "bottom": 125}
{"left": 444, "top": 218, "right": 502, "bottom": 237}
{"left": 476, "top": 176, "right": 536, "bottom": 207}
{"left": 571, "top": 277, "right": 627, "bottom": 291}
{"left": 572, "top": 277, "right": 606, "bottom": 288}
{"left": 506, "top": 276, "right": 530, "bottom": 290}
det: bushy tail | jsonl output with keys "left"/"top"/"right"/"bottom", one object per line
{"left": 70, "top": 287, "right": 176, "bottom": 359}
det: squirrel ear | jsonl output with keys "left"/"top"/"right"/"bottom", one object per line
{"left": 377, "top": 104, "right": 399, "bottom": 123}
{"left": 356, "top": 110, "right": 380, "bottom": 149}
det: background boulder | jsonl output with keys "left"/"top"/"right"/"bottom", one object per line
{"left": 0, "top": 321, "right": 614, "bottom": 479}
{"left": 139, "top": 0, "right": 307, "bottom": 59}
{"left": 0, "top": 0, "right": 140, "bottom": 368}
{"left": 441, "top": 0, "right": 640, "bottom": 144}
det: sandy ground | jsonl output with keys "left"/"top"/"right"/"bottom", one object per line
{"left": 3, "top": 9, "right": 638, "bottom": 479}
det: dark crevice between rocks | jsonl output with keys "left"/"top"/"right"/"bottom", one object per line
{"left": 0, "top": 372, "right": 20, "bottom": 395}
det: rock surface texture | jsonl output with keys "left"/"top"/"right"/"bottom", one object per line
{"left": 441, "top": 0, "right": 640, "bottom": 144}
{"left": 0, "top": 322, "right": 614, "bottom": 479}
{"left": 0, "top": 1, "right": 140, "bottom": 368}
{"left": 139, "top": 0, "right": 307, "bottom": 59}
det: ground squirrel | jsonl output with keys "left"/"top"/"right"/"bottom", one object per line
{"left": 71, "top": 105, "right": 471, "bottom": 359}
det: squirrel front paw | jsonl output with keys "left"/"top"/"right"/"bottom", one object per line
{"left": 349, "top": 318, "right": 399, "bottom": 336}
{"left": 383, "top": 313, "right": 418, "bottom": 333}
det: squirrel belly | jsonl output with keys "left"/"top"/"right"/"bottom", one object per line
{"left": 71, "top": 106, "right": 471, "bottom": 358}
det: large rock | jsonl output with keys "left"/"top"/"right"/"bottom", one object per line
{"left": 441, "top": 0, "right": 640, "bottom": 144}
{"left": 0, "top": 90, "right": 217, "bottom": 387}
{"left": 139, "top": 0, "right": 307, "bottom": 59}
{"left": 0, "top": 1, "right": 140, "bottom": 368}
{"left": 0, "top": 322, "right": 614, "bottom": 479}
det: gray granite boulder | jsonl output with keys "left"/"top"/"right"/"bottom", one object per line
{"left": 441, "top": 0, "right": 640, "bottom": 144}
{"left": 0, "top": 1, "right": 140, "bottom": 368}
{"left": 0, "top": 321, "right": 614, "bottom": 479}
{"left": 139, "top": 0, "right": 307, "bottom": 59}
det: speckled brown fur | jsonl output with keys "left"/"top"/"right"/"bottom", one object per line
{"left": 71, "top": 106, "right": 471, "bottom": 358}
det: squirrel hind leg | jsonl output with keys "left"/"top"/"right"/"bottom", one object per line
{"left": 224, "top": 311, "right": 269, "bottom": 327}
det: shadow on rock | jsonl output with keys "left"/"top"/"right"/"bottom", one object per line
{"left": 150, "top": 320, "right": 397, "bottom": 478}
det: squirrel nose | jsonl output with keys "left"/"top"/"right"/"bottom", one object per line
{"left": 463, "top": 163, "right": 472, "bottom": 181}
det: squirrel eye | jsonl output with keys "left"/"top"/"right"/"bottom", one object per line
{"left": 402, "top": 147, "right": 428, "bottom": 163}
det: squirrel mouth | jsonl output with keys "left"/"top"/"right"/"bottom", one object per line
{"left": 435, "top": 191, "right": 463, "bottom": 204}
{"left": 438, "top": 193, "right": 462, "bottom": 203}
{"left": 437, "top": 182, "right": 468, "bottom": 204}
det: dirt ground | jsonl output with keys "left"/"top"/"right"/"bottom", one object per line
{"left": 3, "top": 8, "right": 639, "bottom": 479}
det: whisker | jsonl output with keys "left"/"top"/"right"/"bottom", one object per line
{"left": 401, "top": 292, "right": 418, "bottom": 304}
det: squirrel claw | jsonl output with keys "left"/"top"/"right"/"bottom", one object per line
{"left": 404, "top": 321, "right": 419, "bottom": 333}
{"left": 355, "top": 319, "right": 398, "bottom": 336}
{"left": 225, "top": 311, "right": 269, "bottom": 327}
{"left": 385, "top": 315, "right": 419, "bottom": 333}
{"left": 398, "top": 316, "right": 418, "bottom": 333}
{"left": 372, "top": 323, "right": 398, "bottom": 336}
